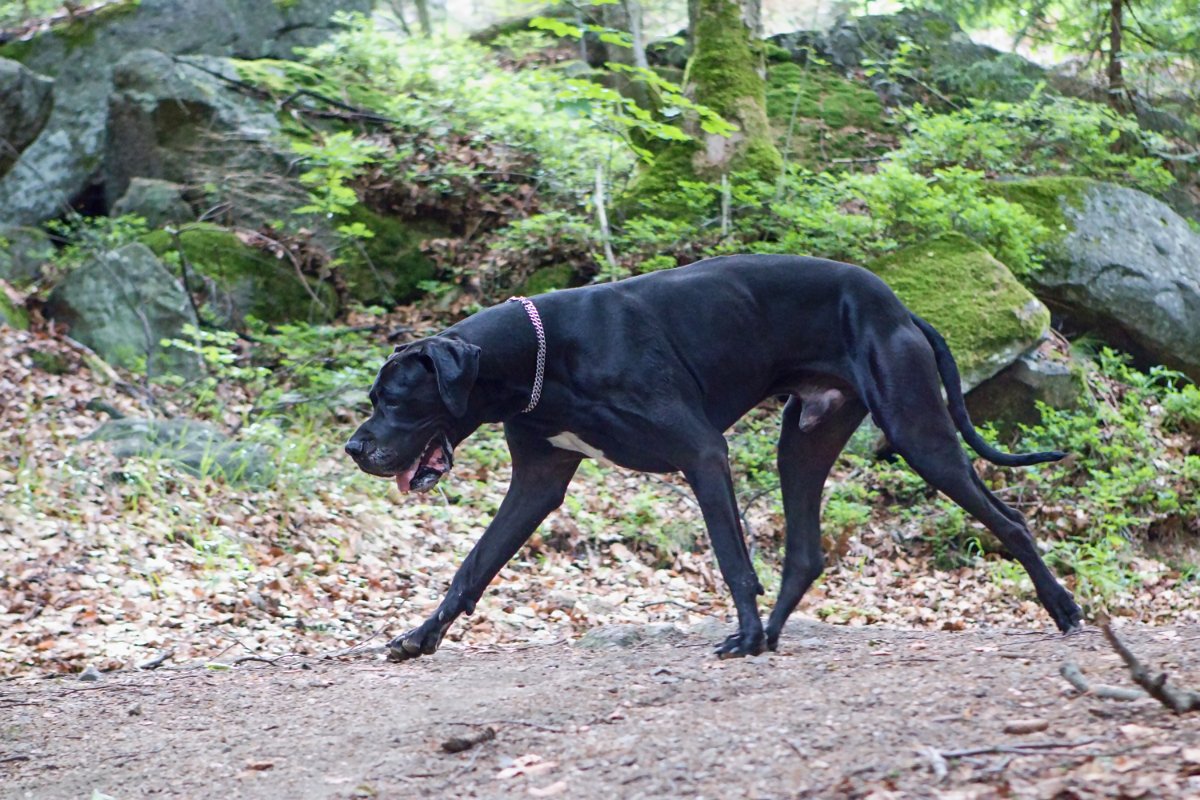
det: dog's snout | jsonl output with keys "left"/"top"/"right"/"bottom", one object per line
{"left": 345, "top": 437, "right": 374, "bottom": 459}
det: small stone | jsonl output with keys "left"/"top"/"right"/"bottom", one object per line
{"left": 78, "top": 664, "right": 103, "bottom": 682}
{"left": 1003, "top": 718, "right": 1048, "bottom": 734}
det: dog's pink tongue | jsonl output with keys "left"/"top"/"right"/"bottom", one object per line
{"left": 395, "top": 465, "right": 418, "bottom": 492}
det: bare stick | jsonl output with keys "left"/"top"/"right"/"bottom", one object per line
{"left": 1060, "top": 661, "right": 1146, "bottom": 701}
{"left": 1102, "top": 623, "right": 1200, "bottom": 714}
{"left": 594, "top": 163, "right": 617, "bottom": 276}
{"left": 939, "top": 738, "right": 1099, "bottom": 759}
{"left": 137, "top": 650, "right": 175, "bottom": 671}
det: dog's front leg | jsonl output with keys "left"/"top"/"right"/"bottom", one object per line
{"left": 684, "top": 446, "right": 766, "bottom": 658}
{"left": 388, "top": 434, "right": 581, "bottom": 662}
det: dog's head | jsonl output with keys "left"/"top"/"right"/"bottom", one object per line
{"left": 345, "top": 336, "right": 481, "bottom": 493}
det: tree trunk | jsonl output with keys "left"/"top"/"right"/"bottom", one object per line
{"left": 1106, "top": 0, "right": 1127, "bottom": 110}
{"left": 414, "top": 0, "right": 432, "bottom": 37}
{"left": 634, "top": 0, "right": 781, "bottom": 199}
{"left": 686, "top": 0, "right": 780, "bottom": 177}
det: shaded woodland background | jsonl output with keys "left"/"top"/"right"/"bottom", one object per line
{"left": 0, "top": 0, "right": 1197, "bottom": 681}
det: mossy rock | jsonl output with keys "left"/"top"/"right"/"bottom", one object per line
{"left": 141, "top": 224, "right": 336, "bottom": 325}
{"left": 987, "top": 177, "right": 1094, "bottom": 247}
{"left": 337, "top": 206, "right": 440, "bottom": 306}
{"left": 0, "top": 290, "right": 29, "bottom": 330}
{"left": 869, "top": 233, "right": 1050, "bottom": 388}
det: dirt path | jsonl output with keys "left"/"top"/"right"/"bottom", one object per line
{"left": 4, "top": 621, "right": 1199, "bottom": 799}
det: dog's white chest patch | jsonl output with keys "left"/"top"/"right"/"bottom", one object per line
{"left": 548, "top": 432, "right": 608, "bottom": 461}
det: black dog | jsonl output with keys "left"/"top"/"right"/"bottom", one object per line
{"left": 346, "top": 255, "right": 1083, "bottom": 660}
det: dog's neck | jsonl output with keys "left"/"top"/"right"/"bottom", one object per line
{"left": 446, "top": 301, "right": 548, "bottom": 437}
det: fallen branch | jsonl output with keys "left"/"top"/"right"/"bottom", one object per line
{"left": 938, "top": 737, "right": 1099, "bottom": 759}
{"left": 1059, "top": 661, "right": 1146, "bottom": 701}
{"left": 441, "top": 726, "right": 496, "bottom": 753}
{"left": 1102, "top": 623, "right": 1200, "bottom": 714}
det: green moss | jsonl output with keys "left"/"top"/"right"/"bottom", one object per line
{"left": 869, "top": 233, "right": 1049, "bottom": 382}
{"left": 518, "top": 265, "right": 574, "bottom": 296}
{"left": 766, "top": 64, "right": 886, "bottom": 131}
{"left": 987, "top": 177, "right": 1094, "bottom": 243}
{"left": 339, "top": 206, "right": 440, "bottom": 305}
{"left": 764, "top": 63, "right": 892, "bottom": 168}
{"left": 59, "top": 0, "right": 140, "bottom": 50}
{"left": 686, "top": 0, "right": 781, "bottom": 177}
{"left": 623, "top": 141, "right": 700, "bottom": 213}
{"left": 142, "top": 224, "right": 335, "bottom": 324}
{"left": 0, "top": 292, "right": 29, "bottom": 330}
{"left": 0, "top": 38, "right": 35, "bottom": 62}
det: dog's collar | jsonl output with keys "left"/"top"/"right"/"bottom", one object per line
{"left": 507, "top": 296, "right": 545, "bottom": 413}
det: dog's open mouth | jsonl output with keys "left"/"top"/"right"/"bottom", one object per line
{"left": 395, "top": 433, "right": 453, "bottom": 493}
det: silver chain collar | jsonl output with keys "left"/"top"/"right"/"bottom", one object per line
{"left": 507, "top": 296, "right": 545, "bottom": 413}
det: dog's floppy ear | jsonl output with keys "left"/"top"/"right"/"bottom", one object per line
{"left": 421, "top": 338, "right": 481, "bottom": 418}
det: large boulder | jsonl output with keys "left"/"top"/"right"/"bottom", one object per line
{"left": 765, "top": 9, "right": 1045, "bottom": 103}
{"left": 103, "top": 49, "right": 295, "bottom": 221}
{"left": 869, "top": 233, "right": 1051, "bottom": 390}
{"left": 110, "top": 178, "right": 194, "bottom": 227}
{"left": 0, "top": 0, "right": 370, "bottom": 227}
{"left": 965, "top": 344, "right": 1084, "bottom": 433}
{"left": 996, "top": 178, "right": 1200, "bottom": 381}
{"left": 0, "top": 57, "right": 54, "bottom": 177}
{"left": 44, "top": 243, "right": 199, "bottom": 376}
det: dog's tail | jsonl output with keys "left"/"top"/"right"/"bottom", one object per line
{"left": 909, "top": 313, "right": 1066, "bottom": 467}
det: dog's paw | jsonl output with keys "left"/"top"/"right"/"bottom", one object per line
{"left": 386, "top": 624, "right": 444, "bottom": 662}
{"left": 715, "top": 628, "right": 766, "bottom": 659}
{"left": 1044, "top": 590, "right": 1084, "bottom": 634}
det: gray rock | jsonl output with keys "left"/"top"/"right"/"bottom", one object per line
{"left": 0, "top": 0, "right": 371, "bottom": 227}
{"left": 0, "top": 57, "right": 54, "bottom": 177}
{"left": 86, "top": 417, "right": 273, "bottom": 486}
{"left": 44, "top": 243, "right": 198, "bottom": 376}
{"left": 103, "top": 50, "right": 294, "bottom": 221}
{"left": 110, "top": 177, "right": 193, "bottom": 227}
{"left": 1032, "top": 182, "right": 1200, "bottom": 381}
{"left": 0, "top": 225, "right": 54, "bottom": 287}
{"left": 966, "top": 346, "right": 1083, "bottom": 432}
{"left": 765, "top": 9, "right": 1045, "bottom": 104}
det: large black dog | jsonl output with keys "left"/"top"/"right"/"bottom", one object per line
{"left": 346, "top": 255, "right": 1083, "bottom": 660}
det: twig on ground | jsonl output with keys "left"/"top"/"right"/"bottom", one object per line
{"left": 1102, "top": 622, "right": 1200, "bottom": 714}
{"left": 921, "top": 746, "right": 948, "bottom": 781}
{"left": 445, "top": 719, "right": 568, "bottom": 734}
{"left": 1059, "top": 661, "right": 1146, "bottom": 701}
{"left": 320, "top": 624, "right": 392, "bottom": 659}
{"left": 441, "top": 726, "right": 497, "bottom": 753}
{"left": 137, "top": 650, "right": 175, "bottom": 671}
{"left": 938, "top": 737, "right": 1099, "bottom": 759}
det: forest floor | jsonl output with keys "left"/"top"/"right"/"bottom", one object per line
{"left": 5, "top": 620, "right": 1200, "bottom": 799}
{"left": 5, "top": 326, "right": 1200, "bottom": 799}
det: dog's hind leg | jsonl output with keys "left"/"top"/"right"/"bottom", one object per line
{"left": 860, "top": 329, "right": 1083, "bottom": 633}
{"left": 765, "top": 394, "right": 867, "bottom": 651}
